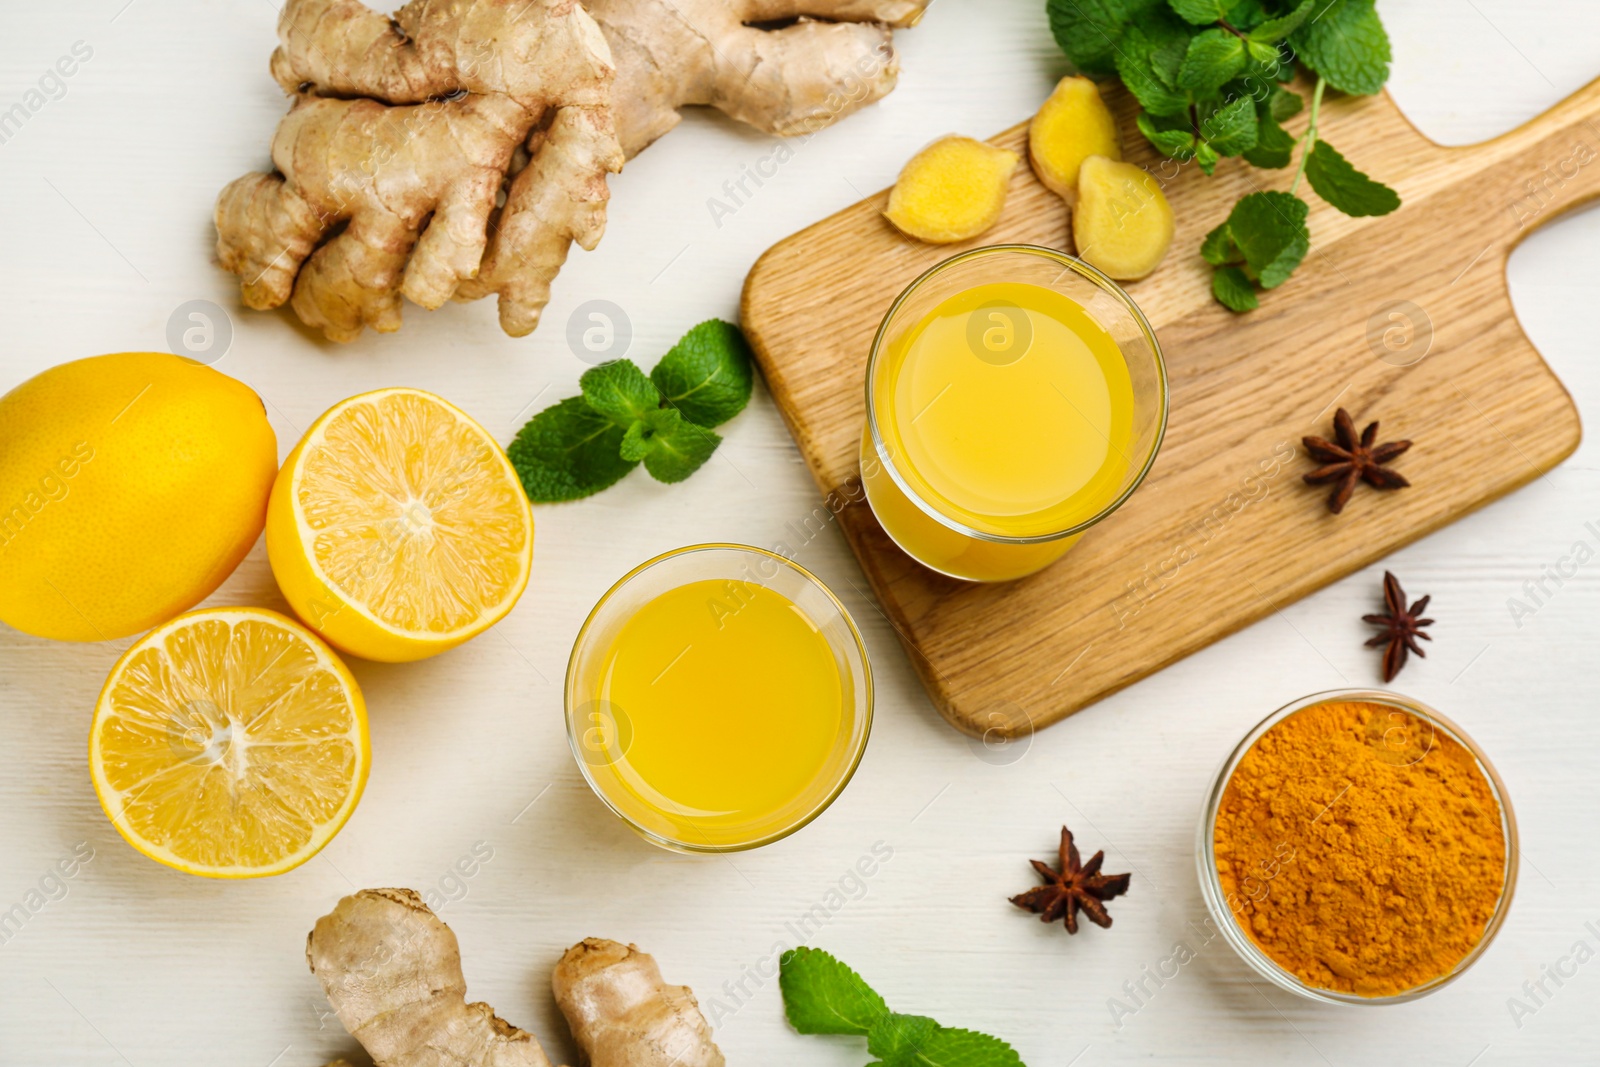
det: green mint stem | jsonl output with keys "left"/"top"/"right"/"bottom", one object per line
{"left": 1289, "top": 76, "right": 1327, "bottom": 196}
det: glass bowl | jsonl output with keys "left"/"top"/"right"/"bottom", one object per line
{"left": 1196, "top": 688, "right": 1518, "bottom": 1004}
{"left": 565, "top": 544, "right": 872, "bottom": 853}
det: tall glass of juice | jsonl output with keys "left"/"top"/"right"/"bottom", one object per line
{"left": 861, "top": 245, "right": 1168, "bottom": 582}
{"left": 565, "top": 544, "right": 872, "bottom": 853}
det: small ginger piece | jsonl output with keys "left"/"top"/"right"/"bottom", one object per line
{"left": 1073, "top": 156, "right": 1174, "bottom": 281}
{"left": 309, "top": 888, "right": 724, "bottom": 1067}
{"left": 1029, "top": 75, "right": 1121, "bottom": 201}
{"left": 884, "top": 136, "right": 1020, "bottom": 244}
{"left": 554, "top": 938, "right": 725, "bottom": 1067}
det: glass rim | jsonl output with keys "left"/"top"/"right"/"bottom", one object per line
{"left": 863, "top": 243, "right": 1170, "bottom": 546}
{"left": 1195, "top": 687, "right": 1519, "bottom": 1005}
{"left": 563, "top": 542, "right": 874, "bottom": 854}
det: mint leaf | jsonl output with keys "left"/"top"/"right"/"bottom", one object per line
{"left": 1212, "top": 265, "right": 1259, "bottom": 311}
{"left": 1305, "top": 139, "right": 1401, "bottom": 216}
{"left": 618, "top": 419, "right": 651, "bottom": 462}
{"left": 1195, "top": 140, "right": 1221, "bottom": 174}
{"left": 1226, "top": 0, "right": 1268, "bottom": 30}
{"left": 1250, "top": 0, "right": 1314, "bottom": 43}
{"left": 507, "top": 396, "right": 637, "bottom": 503}
{"left": 866, "top": 1013, "right": 939, "bottom": 1062}
{"left": 1199, "top": 95, "right": 1258, "bottom": 155}
{"left": 1242, "top": 111, "right": 1296, "bottom": 168}
{"left": 783, "top": 949, "right": 1022, "bottom": 1067}
{"left": 627, "top": 408, "right": 721, "bottom": 483}
{"left": 1269, "top": 85, "right": 1304, "bottom": 121}
{"left": 1149, "top": 28, "right": 1193, "bottom": 88}
{"left": 1115, "top": 20, "right": 1193, "bottom": 117}
{"left": 868, "top": 1016, "right": 1024, "bottom": 1067}
{"left": 580, "top": 360, "right": 660, "bottom": 427}
{"left": 1046, "top": 0, "right": 1162, "bottom": 77}
{"left": 1137, "top": 110, "right": 1197, "bottom": 159}
{"left": 1204, "top": 191, "right": 1309, "bottom": 292}
{"left": 1245, "top": 38, "right": 1280, "bottom": 64}
{"left": 649, "top": 319, "right": 754, "bottom": 428}
{"left": 1201, "top": 221, "right": 1238, "bottom": 265}
{"left": 893, "top": 1027, "right": 1025, "bottom": 1067}
{"left": 1290, "top": 0, "right": 1390, "bottom": 95}
{"left": 1168, "top": 0, "right": 1234, "bottom": 24}
{"left": 1229, "top": 190, "right": 1310, "bottom": 287}
{"left": 780, "top": 948, "right": 890, "bottom": 1037}
{"left": 1177, "top": 29, "right": 1246, "bottom": 92}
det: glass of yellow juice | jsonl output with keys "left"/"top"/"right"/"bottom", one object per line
{"left": 565, "top": 544, "right": 872, "bottom": 853}
{"left": 861, "top": 244, "right": 1168, "bottom": 582}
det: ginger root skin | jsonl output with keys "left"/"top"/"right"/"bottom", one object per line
{"left": 1029, "top": 75, "right": 1121, "bottom": 202}
{"left": 589, "top": 0, "right": 929, "bottom": 157}
{"left": 884, "top": 135, "right": 1020, "bottom": 244}
{"left": 309, "top": 888, "right": 558, "bottom": 1066}
{"left": 554, "top": 938, "right": 725, "bottom": 1067}
{"left": 218, "top": 0, "right": 930, "bottom": 341}
{"left": 1072, "top": 155, "right": 1174, "bottom": 281}
{"left": 217, "top": 0, "right": 621, "bottom": 341}
{"left": 309, "top": 889, "right": 724, "bottom": 1067}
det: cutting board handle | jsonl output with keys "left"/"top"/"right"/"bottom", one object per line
{"left": 1478, "top": 75, "right": 1600, "bottom": 240}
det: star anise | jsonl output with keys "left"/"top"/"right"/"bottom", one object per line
{"left": 1303, "top": 407, "right": 1412, "bottom": 514}
{"left": 1364, "top": 570, "right": 1434, "bottom": 682}
{"left": 1009, "top": 826, "right": 1131, "bottom": 934}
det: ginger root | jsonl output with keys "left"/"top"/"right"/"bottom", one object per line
{"left": 309, "top": 888, "right": 724, "bottom": 1067}
{"left": 1029, "top": 75, "right": 1121, "bottom": 201}
{"left": 217, "top": 0, "right": 621, "bottom": 341}
{"left": 555, "top": 939, "right": 723, "bottom": 1067}
{"left": 217, "top": 0, "right": 929, "bottom": 341}
{"left": 1073, "top": 155, "right": 1174, "bottom": 281}
{"left": 590, "top": 0, "right": 929, "bottom": 157}
{"left": 884, "top": 135, "right": 1020, "bottom": 244}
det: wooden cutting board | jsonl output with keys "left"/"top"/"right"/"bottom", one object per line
{"left": 740, "top": 78, "right": 1591, "bottom": 739}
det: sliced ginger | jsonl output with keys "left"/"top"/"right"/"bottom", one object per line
{"left": 1073, "top": 156, "right": 1175, "bottom": 281}
{"left": 884, "top": 135, "right": 1020, "bottom": 244}
{"left": 1029, "top": 75, "right": 1121, "bottom": 201}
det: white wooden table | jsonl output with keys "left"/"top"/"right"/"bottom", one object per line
{"left": 2, "top": 2, "right": 1598, "bottom": 1063}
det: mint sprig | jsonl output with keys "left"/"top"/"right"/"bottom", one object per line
{"left": 1044, "top": 0, "right": 1402, "bottom": 310}
{"left": 507, "top": 319, "right": 752, "bottom": 502}
{"left": 780, "top": 948, "right": 1024, "bottom": 1067}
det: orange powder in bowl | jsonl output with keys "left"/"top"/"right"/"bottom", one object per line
{"left": 1212, "top": 699, "right": 1508, "bottom": 997}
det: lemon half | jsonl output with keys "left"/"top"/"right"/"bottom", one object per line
{"left": 266, "top": 388, "right": 534, "bottom": 662}
{"left": 90, "top": 607, "right": 368, "bottom": 878}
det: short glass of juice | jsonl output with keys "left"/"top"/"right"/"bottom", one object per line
{"left": 565, "top": 544, "right": 872, "bottom": 853}
{"left": 861, "top": 244, "right": 1168, "bottom": 582}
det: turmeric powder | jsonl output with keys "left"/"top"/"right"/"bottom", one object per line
{"left": 1213, "top": 700, "right": 1507, "bottom": 997}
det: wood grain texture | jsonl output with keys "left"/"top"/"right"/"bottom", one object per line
{"left": 742, "top": 80, "right": 1592, "bottom": 740}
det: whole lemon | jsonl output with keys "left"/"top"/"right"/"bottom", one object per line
{"left": 0, "top": 353, "right": 278, "bottom": 641}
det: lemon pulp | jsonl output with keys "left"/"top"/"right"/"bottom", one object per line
{"left": 90, "top": 608, "right": 368, "bottom": 877}
{"left": 269, "top": 388, "right": 533, "bottom": 661}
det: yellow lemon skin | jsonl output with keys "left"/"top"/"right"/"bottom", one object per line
{"left": 266, "top": 388, "right": 533, "bottom": 663}
{"left": 0, "top": 353, "right": 278, "bottom": 642}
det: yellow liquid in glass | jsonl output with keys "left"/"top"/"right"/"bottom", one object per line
{"left": 587, "top": 579, "right": 847, "bottom": 847}
{"left": 864, "top": 281, "right": 1137, "bottom": 580}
